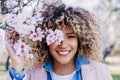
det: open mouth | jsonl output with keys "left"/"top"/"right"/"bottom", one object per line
{"left": 56, "top": 50, "right": 71, "bottom": 55}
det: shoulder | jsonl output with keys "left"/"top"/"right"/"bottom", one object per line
{"left": 26, "top": 65, "right": 47, "bottom": 80}
{"left": 91, "top": 61, "right": 113, "bottom": 79}
{"left": 90, "top": 60, "right": 108, "bottom": 69}
{"left": 82, "top": 60, "right": 110, "bottom": 72}
{"left": 81, "top": 60, "right": 113, "bottom": 80}
{"left": 86, "top": 60, "right": 110, "bottom": 73}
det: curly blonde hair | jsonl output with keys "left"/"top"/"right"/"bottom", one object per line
{"left": 27, "top": 4, "right": 103, "bottom": 67}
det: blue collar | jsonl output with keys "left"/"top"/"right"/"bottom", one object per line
{"left": 43, "top": 56, "right": 90, "bottom": 72}
{"left": 75, "top": 56, "right": 90, "bottom": 71}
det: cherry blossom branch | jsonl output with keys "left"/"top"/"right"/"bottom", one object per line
{"left": 0, "top": 21, "right": 13, "bottom": 32}
{"left": 0, "top": 0, "right": 34, "bottom": 14}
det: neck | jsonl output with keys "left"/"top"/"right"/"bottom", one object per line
{"left": 52, "top": 59, "right": 75, "bottom": 75}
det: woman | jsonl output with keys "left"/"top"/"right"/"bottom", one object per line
{"left": 6, "top": 3, "right": 113, "bottom": 80}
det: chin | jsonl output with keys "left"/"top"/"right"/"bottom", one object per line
{"left": 57, "top": 59, "right": 72, "bottom": 64}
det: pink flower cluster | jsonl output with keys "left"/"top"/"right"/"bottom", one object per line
{"left": 14, "top": 39, "right": 34, "bottom": 59}
{"left": 29, "top": 27, "right": 45, "bottom": 41}
{"left": 46, "top": 29, "right": 64, "bottom": 45}
{"left": 5, "top": 0, "right": 64, "bottom": 59}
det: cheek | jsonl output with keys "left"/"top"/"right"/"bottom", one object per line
{"left": 49, "top": 44, "right": 57, "bottom": 54}
{"left": 71, "top": 40, "right": 78, "bottom": 50}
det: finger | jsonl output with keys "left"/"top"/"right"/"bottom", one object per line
{"left": 5, "top": 32, "right": 14, "bottom": 45}
{"left": 8, "top": 29, "right": 15, "bottom": 39}
{"left": 10, "top": 29, "right": 16, "bottom": 34}
{"left": 10, "top": 30, "right": 20, "bottom": 41}
{"left": 13, "top": 32, "right": 19, "bottom": 41}
{"left": 7, "top": 30, "right": 17, "bottom": 43}
{"left": 12, "top": 31, "right": 17, "bottom": 38}
{"left": 5, "top": 32, "right": 11, "bottom": 43}
{"left": 10, "top": 30, "right": 15, "bottom": 38}
{"left": 6, "top": 40, "right": 15, "bottom": 56}
{"left": 5, "top": 32, "right": 15, "bottom": 55}
{"left": 10, "top": 38, "right": 15, "bottom": 44}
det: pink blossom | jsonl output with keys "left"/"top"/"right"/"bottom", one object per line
{"left": 29, "top": 30, "right": 38, "bottom": 41}
{"left": 54, "top": 29, "right": 64, "bottom": 45}
{"left": 14, "top": 39, "right": 33, "bottom": 59}
{"left": 36, "top": 27, "right": 45, "bottom": 41}
{"left": 46, "top": 29, "right": 56, "bottom": 45}
{"left": 46, "top": 29, "right": 64, "bottom": 45}
{"left": 29, "top": 28, "right": 45, "bottom": 41}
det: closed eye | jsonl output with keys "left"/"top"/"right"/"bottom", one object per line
{"left": 67, "top": 34, "right": 77, "bottom": 39}
{"left": 66, "top": 32, "right": 77, "bottom": 39}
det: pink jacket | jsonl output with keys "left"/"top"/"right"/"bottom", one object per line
{"left": 7, "top": 61, "right": 113, "bottom": 80}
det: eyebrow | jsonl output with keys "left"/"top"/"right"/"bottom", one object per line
{"left": 66, "top": 32, "right": 75, "bottom": 35}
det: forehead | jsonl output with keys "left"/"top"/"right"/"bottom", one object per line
{"left": 58, "top": 27, "right": 74, "bottom": 34}
{"left": 57, "top": 24, "right": 73, "bottom": 30}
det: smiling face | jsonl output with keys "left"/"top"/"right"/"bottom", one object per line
{"left": 49, "top": 27, "right": 78, "bottom": 65}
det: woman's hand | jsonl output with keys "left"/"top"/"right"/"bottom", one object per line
{"left": 5, "top": 30, "right": 25, "bottom": 72}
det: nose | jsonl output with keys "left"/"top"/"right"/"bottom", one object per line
{"left": 58, "top": 39, "right": 68, "bottom": 48}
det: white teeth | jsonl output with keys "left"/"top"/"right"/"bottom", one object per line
{"left": 58, "top": 51, "right": 69, "bottom": 54}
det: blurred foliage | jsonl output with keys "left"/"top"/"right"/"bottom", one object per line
{"left": 112, "top": 74, "right": 120, "bottom": 80}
